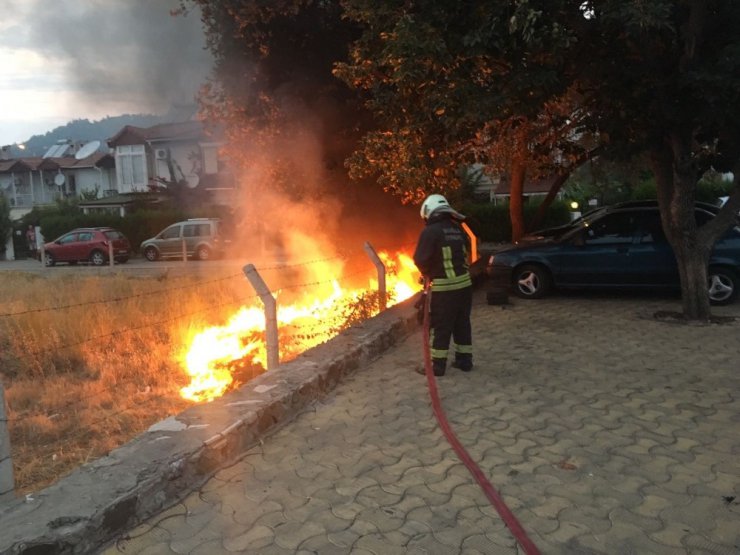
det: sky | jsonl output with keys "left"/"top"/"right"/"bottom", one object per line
{"left": 0, "top": 0, "right": 213, "bottom": 146}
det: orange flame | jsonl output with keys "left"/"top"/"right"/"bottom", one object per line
{"left": 180, "top": 250, "right": 419, "bottom": 402}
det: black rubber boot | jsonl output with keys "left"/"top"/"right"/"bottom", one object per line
{"left": 452, "top": 358, "right": 473, "bottom": 372}
{"left": 432, "top": 359, "right": 446, "bottom": 376}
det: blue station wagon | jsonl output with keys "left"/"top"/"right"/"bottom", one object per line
{"left": 487, "top": 201, "right": 740, "bottom": 305}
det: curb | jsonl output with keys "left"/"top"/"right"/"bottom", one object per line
{"left": 0, "top": 297, "right": 419, "bottom": 555}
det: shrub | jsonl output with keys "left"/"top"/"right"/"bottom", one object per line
{"left": 461, "top": 199, "right": 571, "bottom": 242}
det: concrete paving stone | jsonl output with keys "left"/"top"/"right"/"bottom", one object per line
{"left": 648, "top": 519, "right": 698, "bottom": 549}
{"left": 355, "top": 483, "right": 405, "bottom": 508}
{"left": 295, "top": 534, "right": 358, "bottom": 555}
{"left": 272, "top": 520, "right": 327, "bottom": 551}
{"left": 424, "top": 469, "right": 472, "bottom": 495}
{"left": 609, "top": 506, "right": 664, "bottom": 534}
{"left": 574, "top": 530, "right": 680, "bottom": 555}
{"left": 660, "top": 494, "right": 730, "bottom": 530}
{"left": 354, "top": 506, "right": 407, "bottom": 534}
{"left": 541, "top": 518, "right": 597, "bottom": 546}
{"left": 101, "top": 524, "right": 173, "bottom": 555}
{"left": 683, "top": 533, "right": 740, "bottom": 555}
{"left": 403, "top": 483, "right": 454, "bottom": 506}
{"left": 621, "top": 455, "right": 674, "bottom": 484}
{"left": 333, "top": 474, "right": 379, "bottom": 497}
{"left": 187, "top": 539, "right": 232, "bottom": 555}
{"left": 463, "top": 532, "right": 519, "bottom": 554}
{"left": 557, "top": 504, "right": 614, "bottom": 535}
{"left": 253, "top": 508, "right": 289, "bottom": 529}
{"left": 326, "top": 527, "right": 361, "bottom": 549}
{"left": 330, "top": 499, "right": 366, "bottom": 521}
{"left": 649, "top": 442, "right": 697, "bottom": 464}
{"left": 282, "top": 496, "right": 331, "bottom": 524}
{"left": 227, "top": 496, "right": 283, "bottom": 526}
{"left": 306, "top": 484, "right": 355, "bottom": 507}
{"left": 406, "top": 533, "right": 462, "bottom": 555}
{"left": 514, "top": 509, "right": 561, "bottom": 538}
{"left": 240, "top": 543, "right": 294, "bottom": 555}
{"left": 167, "top": 523, "right": 224, "bottom": 554}
{"left": 347, "top": 517, "right": 382, "bottom": 537}
{"left": 221, "top": 523, "right": 275, "bottom": 552}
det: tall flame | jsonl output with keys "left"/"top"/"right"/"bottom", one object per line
{"left": 180, "top": 250, "right": 419, "bottom": 402}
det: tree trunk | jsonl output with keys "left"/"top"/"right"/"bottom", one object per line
{"left": 509, "top": 157, "right": 526, "bottom": 242}
{"left": 649, "top": 139, "right": 712, "bottom": 321}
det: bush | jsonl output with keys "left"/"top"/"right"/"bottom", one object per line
{"left": 461, "top": 199, "right": 571, "bottom": 242}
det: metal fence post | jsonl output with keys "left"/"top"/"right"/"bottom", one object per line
{"left": 39, "top": 242, "right": 45, "bottom": 271}
{"left": 363, "top": 241, "right": 387, "bottom": 311}
{"left": 0, "top": 382, "right": 15, "bottom": 503}
{"left": 181, "top": 238, "right": 187, "bottom": 264}
{"left": 108, "top": 240, "right": 114, "bottom": 268}
{"left": 242, "top": 264, "right": 279, "bottom": 371}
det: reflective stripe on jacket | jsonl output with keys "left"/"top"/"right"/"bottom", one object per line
{"left": 413, "top": 213, "right": 471, "bottom": 292}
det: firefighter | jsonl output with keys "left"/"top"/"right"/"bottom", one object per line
{"left": 413, "top": 194, "right": 473, "bottom": 376}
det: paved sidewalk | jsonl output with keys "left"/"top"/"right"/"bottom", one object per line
{"left": 102, "top": 291, "right": 740, "bottom": 555}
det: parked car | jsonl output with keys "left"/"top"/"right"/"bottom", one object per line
{"left": 41, "top": 227, "right": 131, "bottom": 266}
{"left": 140, "top": 218, "right": 230, "bottom": 261}
{"left": 487, "top": 201, "right": 740, "bottom": 305}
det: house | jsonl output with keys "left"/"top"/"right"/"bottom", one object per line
{"left": 0, "top": 144, "right": 115, "bottom": 221}
{"left": 491, "top": 176, "right": 562, "bottom": 204}
{"left": 98, "top": 120, "right": 234, "bottom": 214}
{"left": 464, "top": 164, "right": 562, "bottom": 204}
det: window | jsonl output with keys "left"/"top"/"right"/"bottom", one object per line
{"left": 183, "top": 223, "right": 211, "bottom": 237}
{"left": 160, "top": 225, "right": 181, "bottom": 240}
{"left": 104, "top": 230, "right": 124, "bottom": 240}
{"left": 116, "top": 145, "right": 147, "bottom": 190}
{"left": 585, "top": 212, "right": 636, "bottom": 244}
{"left": 201, "top": 144, "right": 219, "bottom": 175}
{"left": 636, "top": 212, "right": 667, "bottom": 244}
{"left": 77, "top": 232, "right": 94, "bottom": 242}
{"left": 59, "top": 233, "right": 78, "bottom": 245}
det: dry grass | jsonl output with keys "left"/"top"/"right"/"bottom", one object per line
{"left": 0, "top": 269, "right": 251, "bottom": 495}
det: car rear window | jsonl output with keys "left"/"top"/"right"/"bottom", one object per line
{"left": 104, "top": 230, "right": 124, "bottom": 240}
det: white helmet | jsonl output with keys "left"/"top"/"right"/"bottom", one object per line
{"left": 420, "top": 194, "right": 451, "bottom": 220}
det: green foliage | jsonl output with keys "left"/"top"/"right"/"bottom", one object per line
{"left": 462, "top": 199, "right": 571, "bottom": 243}
{"left": 697, "top": 171, "right": 734, "bottom": 203}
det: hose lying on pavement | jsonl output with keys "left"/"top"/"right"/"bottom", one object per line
{"left": 420, "top": 282, "right": 541, "bottom": 555}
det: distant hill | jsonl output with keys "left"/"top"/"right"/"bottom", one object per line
{"left": 9, "top": 105, "right": 198, "bottom": 157}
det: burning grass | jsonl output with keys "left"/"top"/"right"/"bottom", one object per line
{"left": 0, "top": 251, "right": 418, "bottom": 495}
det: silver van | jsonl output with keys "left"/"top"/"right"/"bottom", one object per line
{"left": 140, "top": 218, "right": 229, "bottom": 261}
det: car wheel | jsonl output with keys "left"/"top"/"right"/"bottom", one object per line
{"left": 90, "top": 250, "right": 106, "bottom": 266}
{"left": 144, "top": 246, "right": 159, "bottom": 262}
{"left": 512, "top": 264, "right": 551, "bottom": 299}
{"left": 44, "top": 253, "right": 55, "bottom": 267}
{"left": 708, "top": 266, "right": 738, "bottom": 305}
{"left": 196, "top": 245, "right": 211, "bottom": 261}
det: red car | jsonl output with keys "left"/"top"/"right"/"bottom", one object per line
{"left": 41, "top": 227, "right": 131, "bottom": 266}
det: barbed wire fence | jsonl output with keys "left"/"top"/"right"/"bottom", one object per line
{"left": 0, "top": 241, "right": 421, "bottom": 501}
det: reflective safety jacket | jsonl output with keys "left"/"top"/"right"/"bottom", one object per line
{"left": 413, "top": 212, "right": 472, "bottom": 292}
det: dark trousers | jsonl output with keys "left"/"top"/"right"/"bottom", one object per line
{"left": 429, "top": 286, "right": 473, "bottom": 370}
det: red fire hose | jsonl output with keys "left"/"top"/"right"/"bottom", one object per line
{"left": 420, "top": 281, "right": 541, "bottom": 555}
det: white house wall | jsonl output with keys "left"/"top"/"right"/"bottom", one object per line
{"left": 152, "top": 141, "right": 202, "bottom": 187}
